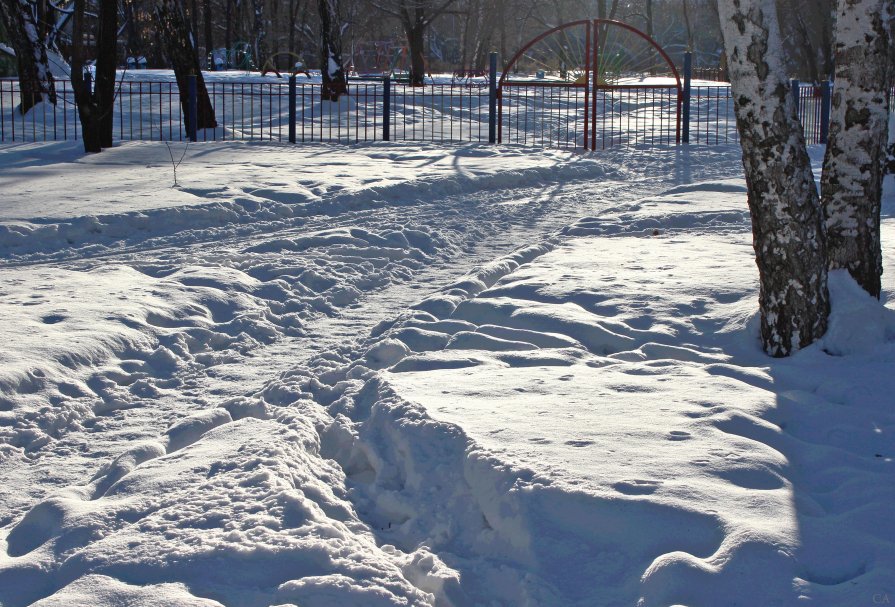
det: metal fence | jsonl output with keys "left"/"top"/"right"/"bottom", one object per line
{"left": 0, "top": 76, "right": 863, "bottom": 149}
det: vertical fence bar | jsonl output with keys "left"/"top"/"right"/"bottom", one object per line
{"left": 791, "top": 79, "right": 800, "bottom": 122}
{"left": 382, "top": 76, "right": 391, "bottom": 141}
{"left": 488, "top": 52, "right": 497, "bottom": 144}
{"left": 683, "top": 52, "right": 692, "bottom": 144}
{"left": 288, "top": 75, "right": 297, "bottom": 143}
{"left": 820, "top": 80, "right": 831, "bottom": 144}
{"left": 1, "top": 80, "right": 6, "bottom": 142}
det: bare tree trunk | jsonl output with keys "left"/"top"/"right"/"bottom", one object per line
{"left": 203, "top": 0, "right": 213, "bottom": 59}
{"left": 123, "top": 0, "right": 144, "bottom": 60}
{"left": 225, "top": 0, "right": 233, "bottom": 57}
{"left": 0, "top": 0, "right": 56, "bottom": 114}
{"left": 70, "top": 0, "right": 117, "bottom": 152}
{"left": 95, "top": 0, "right": 117, "bottom": 148}
{"left": 719, "top": 0, "right": 829, "bottom": 357}
{"left": 681, "top": 0, "right": 693, "bottom": 51}
{"left": 821, "top": 0, "right": 893, "bottom": 298}
{"left": 155, "top": 0, "right": 217, "bottom": 131}
{"left": 645, "top": 0, "right": 654, "bottom": 39}
{"left": 190, "top": 0, "right": 199, "bottom": 46}
{"left": 252, "top": 0, "right": 267, "bottom": 69}
{"left": 318, "top": 0, "right": 347, "bottom": 100}
{"left": 400, "top": 8, "right": 427, "bottom": 86}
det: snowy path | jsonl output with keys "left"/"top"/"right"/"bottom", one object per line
{"left": 0, "top": 143, "right": 718, "bottom": 526}
{"left": 2, "top": 142, "right": 890, "bottom": 607}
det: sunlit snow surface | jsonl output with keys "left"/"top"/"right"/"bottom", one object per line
{"left": 0, "top": 140, "right": 892, "bottom": 607}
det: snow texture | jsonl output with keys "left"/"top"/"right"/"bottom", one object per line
{"left": 0, "top": 139, "right": 892, "bottom": 606}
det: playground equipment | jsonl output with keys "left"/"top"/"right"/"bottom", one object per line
{"left": 349, "top": 40, "right": 432, "bottom": 81}
{"left": 207, "top": 42, "right": 255, "bottom": 71}
{"left": 260, "top": 51, "right": 312, "bottom": 78}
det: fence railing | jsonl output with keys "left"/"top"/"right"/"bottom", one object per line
{"left": 0, "top": 75, "right": 866, "bottom": 149}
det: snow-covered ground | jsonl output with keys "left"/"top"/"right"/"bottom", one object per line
{"left": 0, "top": 139, "right": 892, "bottom": 607}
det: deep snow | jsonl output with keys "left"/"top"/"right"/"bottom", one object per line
{"left": 0, "top": 139, "right": 892, "bottom": 607}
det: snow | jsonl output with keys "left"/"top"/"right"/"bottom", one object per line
{"left": 0, "top": 136, "right": 892, "bottom": 606}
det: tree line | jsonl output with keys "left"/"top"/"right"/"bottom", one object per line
{"left": 1, "top": 1, "right": 842, "bottom": 83}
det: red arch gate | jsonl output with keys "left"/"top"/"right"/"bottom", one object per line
{"left": 497, "top": 20, "right": 683, "bottom": 149}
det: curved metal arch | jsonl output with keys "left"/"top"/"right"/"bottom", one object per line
{"left": 497, "top": 19, "right": 683, "bottom": 148}
{"left": 498, "top": 19, "right": 682, "bottom": 92}
{"left": 497, "top": 20, "right": 591, "bottom": 91}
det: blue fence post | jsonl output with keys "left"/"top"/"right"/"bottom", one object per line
{"left": 187, "top": 74, "right": 198, "bottom": 142}
{"left": 790, "top": 79, "right": 801, "bottom": 122}
{"left": 488, "top": 52, "right": 498, "bottom": 144}
{"left": 382, "top": 76, "right": 391, "bottom": 141}
{"left": 820, "top": 80, "right": 831, "bottom": 144}
{"left": 288, "top": 75, "right": 297, "bottom": 143}
{"left": 682, "top": 52, "right": 692, "bottom": 144}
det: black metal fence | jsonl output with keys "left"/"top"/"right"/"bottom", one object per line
{"left": 0, "top": 75, "right": 855, "bottom": 149}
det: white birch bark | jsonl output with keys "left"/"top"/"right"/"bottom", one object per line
{"left": 821, "top": 0, "right": 894, "bottom": 298}
{"left": 718, "top": 0, "right": 829, "bottom": 357}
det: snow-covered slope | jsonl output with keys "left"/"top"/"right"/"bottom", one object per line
{"left": 0, "top": 141, "right": 892, "bottom": 606}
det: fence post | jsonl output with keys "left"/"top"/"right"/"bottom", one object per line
{"left": 187, "top": 73, "right": 198, "bottom": 142}
{"left": 382, "top": 76, "right": 391, "bottom": 141}
{"left": 488, "top": 52, "right": 498, "bottom": 144}
{"left": 288, "top": 75, "right": 297, "bottom": 144}
{"left": 820, "top": 80, "right": 831, "bottom": 144}
{"left": 682, "top": 51, "right": 692, "bottom": 144}
{"left": 790, "top": 79, "right": 801, "bottom": 122}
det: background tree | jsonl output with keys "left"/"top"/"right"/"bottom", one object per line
{"left": 318, "top": 0, "right": 346, "bottom": 99}
{"left": 369, "top": 0, "right": 458, "bottom": 85}
{"left": 70, "top": 0, "right": 117, "bottom": 152}
{"left": 820, "top": 0, "right": 894, "bottom": 298}
{"left": 776, "top": 0, "right": 835, "bottom": 81}
{"left": 0, "top": 0, "right": 56, "bottom": 113}
{"left": 718, "top": 0, "right": 830, "bottom": 357}
{"left": 154, "top": 0, "right": 217, "bottom": 132}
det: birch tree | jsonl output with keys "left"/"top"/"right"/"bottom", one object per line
{"left": 718, "top": 0, "right": 830, "bottom": 357}
{"left": 820, "top": 0, "right": 894, "bottom": 299}
{"left": 0, "top": 0, "right": 56, "bottom": 113}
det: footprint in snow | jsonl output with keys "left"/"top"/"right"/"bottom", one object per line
{"left": 612, "top": 479, "right": 661, "bottom": 495}
{"left": 564, "top": 439, "right": 594, "bottom": 447}
{"left": 667, "top": 430, "right": 692, "bottom": 441}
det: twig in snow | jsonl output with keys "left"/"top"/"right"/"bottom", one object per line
{"left": 164, "top": 140, "right": 189, "bottom": 187}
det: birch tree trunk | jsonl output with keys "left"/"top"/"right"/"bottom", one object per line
{"left": 718, "top": 0, "right": 829, "bottom": 357}
{"left": 821, "top": 0, "right": 893, "bottom": 299}
{"left": 155, "top": 0, "right": 217, "bottom": 131}
{"left": 0, "top": 0, "right": 56, "bottom": 114}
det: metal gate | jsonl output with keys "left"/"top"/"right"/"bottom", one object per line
{"left": 497, "top": 19, "right": 683, "bottom": 149}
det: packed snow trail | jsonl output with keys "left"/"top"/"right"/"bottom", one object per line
{"left": 0, "top": 145, "right": 714, "bottom": 523}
